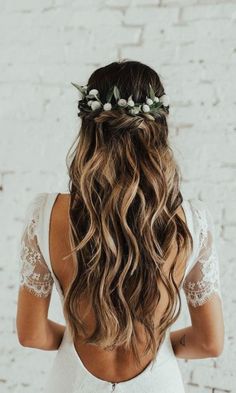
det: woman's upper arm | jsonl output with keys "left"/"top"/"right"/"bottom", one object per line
{"left": 187, "top": 293, "right": 224, "bottom": 356}
{"left": 16, "top": 194, "right": 54, "bottom": 345}
{"left": 183, "top": 203, "right": 225, "bottom": 356}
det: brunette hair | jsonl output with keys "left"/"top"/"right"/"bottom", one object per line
{"left": 63, "top": 59, "right": 193, "bottom": 367}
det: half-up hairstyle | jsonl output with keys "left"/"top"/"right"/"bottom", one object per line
{"left": 63, "top": 59, "right": 193, "bottom": 367}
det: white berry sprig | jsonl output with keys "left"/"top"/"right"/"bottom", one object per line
{"left": 71, "top": 82, "right": 169, "bottom": 117}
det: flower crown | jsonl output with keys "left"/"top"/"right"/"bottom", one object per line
{"left": 71, "top": 82, "right": 170, "bottom": 119}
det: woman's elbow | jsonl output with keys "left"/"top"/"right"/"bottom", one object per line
{"left": 208, "top": 342, "right": 224, "bottom": 357}
{"left": 207, "top": 326, "right": 225, "bottom": 357}
{"left": 204, "top": 338, "right": 225, "bottom": 358}
{"left": 17, "top": 328, "right": 46, "bottom": 349}
{"left": 16, "top": 317, "right": 48, "bottom": 349}
{"left": 17, "top": 332, "right": 40, "bottom": 348}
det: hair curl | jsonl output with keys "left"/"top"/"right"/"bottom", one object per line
{"left": 63, "top": 59, "right": 193, "bottom": 367}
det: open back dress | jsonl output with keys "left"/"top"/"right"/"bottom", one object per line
{"left": 18, "top": 192, "right": 223, "bottom": 393}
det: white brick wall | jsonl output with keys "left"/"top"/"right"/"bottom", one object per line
{"left": 0, "top": 0, "right": 235, "bottom": 392}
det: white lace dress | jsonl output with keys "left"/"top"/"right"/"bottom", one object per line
{"left": 18, "top": 192, "right": 223, "bottom": 393}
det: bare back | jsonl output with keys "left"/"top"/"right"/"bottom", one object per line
{"left": 49, "top": 193, "right": 188, "bottom": 382}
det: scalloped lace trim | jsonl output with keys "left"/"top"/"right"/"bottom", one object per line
{"left": 19, "top": 193, "right": 54, "bottom": 298}
{"left": 183, "top": 202, "right": 222, "bottom": 307}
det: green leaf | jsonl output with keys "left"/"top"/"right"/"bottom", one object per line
{"left": 71, "top": 82, "right": 85, "bottom": 95}
{"left": 149, "top": 83, "right": 156, "bottom": 101}
{"left": 153, "top": 101, "right": 163, "bottom": 109}
{"left": 106, "top": 86, "right": 114, "bottom": 103}
{"left": 113, "top": 85, "right": 121, "bottom": 101}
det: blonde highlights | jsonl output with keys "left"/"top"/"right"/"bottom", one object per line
{"left": 63, "top": 60, "right": 193, "bottom": 367}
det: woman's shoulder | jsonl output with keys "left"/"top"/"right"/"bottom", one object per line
{"left": 184, "top": 197, "right": 210, "bottom": 218}
{"left": 23, "top": 192, "right": 48, "bottom": 222}
{"left": 31, "top": 192, "right": 70, "bottom": 208}
{"left": 183, "top": 197, "right": 215, "bottom": 241}
{"left": 23, "top": 192, "right": 67, "bottom": 225}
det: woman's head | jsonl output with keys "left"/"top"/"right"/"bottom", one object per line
{"left": 63, "top": 59, "right": 193, "bottom": 367}
{"left": 72, "top": 59, "right": 170, "bottom": 122}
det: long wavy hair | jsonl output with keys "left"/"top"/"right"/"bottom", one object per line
{"left": 63, "top": 59, "right": 193, "bottom": 367}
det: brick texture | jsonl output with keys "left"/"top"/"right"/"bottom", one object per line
{"left": 0, "top": 0, "right": 235, "bottom": 392}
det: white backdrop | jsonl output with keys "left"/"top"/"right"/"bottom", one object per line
{"left": 0, "top": 0, "right": 235, "bottom": 392}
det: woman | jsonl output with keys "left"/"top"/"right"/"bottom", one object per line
{"left": 16, "top": 59, "right": 224, "bottom": 393}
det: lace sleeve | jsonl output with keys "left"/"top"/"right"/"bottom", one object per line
{"left": 183, "top": 203, "right": 222, "bottom": 308}
{"left": 18, "top": 193, "right": 54, "bottom": 298}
